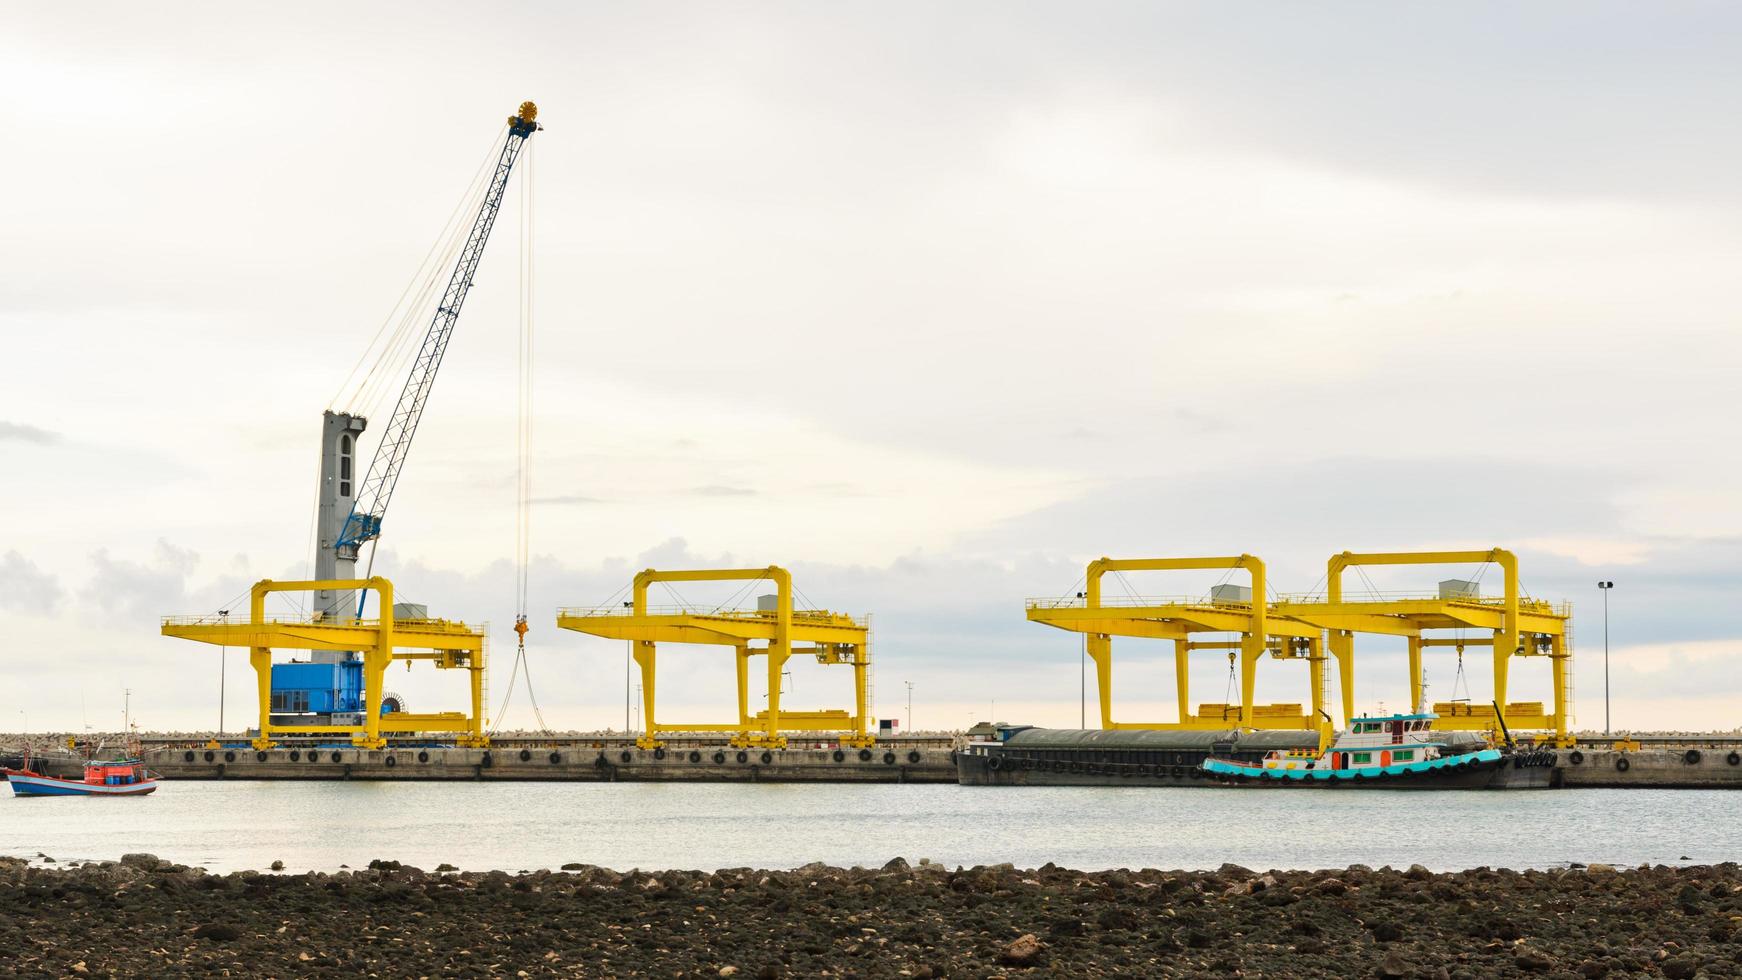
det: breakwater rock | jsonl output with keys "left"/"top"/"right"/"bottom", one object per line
{"left": 2, "top": 855, "right": 1739, "bottom": 977}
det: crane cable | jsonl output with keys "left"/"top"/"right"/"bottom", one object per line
{"left": 494, "top": 137, "right": 549, "bottom": 735}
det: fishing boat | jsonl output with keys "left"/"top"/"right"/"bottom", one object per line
{"left": 4, "top": 756, "right": 160, "bottom": 797}
{"left": 1199, "top": 711, "right": 1505, "bottom": 788}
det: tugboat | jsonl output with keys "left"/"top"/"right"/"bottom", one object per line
{"left": 1200, "top": 711, "right": 1504, "bottom": 788}
{"left": 4, "top": 750, "right": 160, "bottom": 797}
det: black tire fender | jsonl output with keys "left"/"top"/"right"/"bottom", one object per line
{"left": 550, "top": 752, "right": 563, "bottom": 765}
{"left": 654, "top": 747, "right": 667, "bottom": 760}
{"left": 204, "top": 750, "right": 216, "bottom": 763}
{"left": 1728, "top": 751, "right": 1740, "bottom": 767}
{"left": 385, "top": 755, "right": 397, "bottom": 768}
{"left": 620, "top": 750, "right": 633, "bottom": 764}
{"left": 288, "top": 750, "right": 301, "bottom": 762}
{"left": 330, "top": 751, "right": 342, "bottom": 763}
{"left": 223, "top": 751, "right": 236, "bottom": 763}
{"left": 183, "top": 750, "right": 196, "bottom": 763}
{"left": 688, "top": 751, "right": 701, "bottom": 763}
{"left": 1685, "top": 749, "right": 1702, "bottom": 765}
{"left": 832, "top": 749, "right": 845, "bottom": 763}
{"left": 907, "top": 750, "right": 921, "bottom": 764}
{"left": 736, "top": 751, "right": 749, "bottom": 764}
{"left": 519, "top": 749, "right": 532, "bottom": 762}
{"left": 417, "top": 751, "right": 429, "bottom": 763}
{"left": 256, "top": 751, "right": 268, "bottom": 763}
{"left": 1568, "top": 750, "right": 1584, "bottom": 765}
{"left": 1616, "top": 756, "right": 1631, "bottom": 772}
{"left": 760, "top": 751, "right": 773, "bottom": 765}
{"left": 858, "top": 749, "right": 873, "bottom": 762}
{"left": 713, "top": 751, "right": 727, "bottom": 764}
{"left": 883, "top": 752, "right": 897, "bottom": 765}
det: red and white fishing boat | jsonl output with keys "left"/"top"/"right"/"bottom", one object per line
{"left": 4, "top": 754, "right": 160, "bottom": 797}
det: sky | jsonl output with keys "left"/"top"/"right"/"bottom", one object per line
{"left": 2, "top": 2, "right": 1739, "bottom": 736}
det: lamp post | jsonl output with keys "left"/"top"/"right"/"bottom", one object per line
{"left": 1598, "top": 581, "right": 1614, "bottom": 735}
{"left": 904, "top": 680, "right": 913, "bottom": 733}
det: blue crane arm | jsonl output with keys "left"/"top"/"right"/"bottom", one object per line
{"left": 336, "top": 103, "right": 541, "bottom": 561}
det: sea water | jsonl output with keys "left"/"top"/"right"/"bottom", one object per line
{"left": 0, "top": 782, "right": 1727, "bottom": 874}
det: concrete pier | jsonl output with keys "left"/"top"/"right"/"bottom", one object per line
{"left": 142, "top": 744, "right": 958, "bottom": 783}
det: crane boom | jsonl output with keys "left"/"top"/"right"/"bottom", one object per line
{"left": 336, "top": 102, "right": 541, "bottom": 563}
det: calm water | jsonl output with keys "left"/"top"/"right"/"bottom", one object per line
{"left": 0, "top": 783, "right": 1727, "bottom": 874}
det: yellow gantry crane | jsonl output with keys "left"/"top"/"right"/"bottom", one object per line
{"left": 1027, "top": 556, "right": 1333, "bottom": 737}
{"left": 161, "top": 578, "right": 489, "bottom": 749}
{"left": 1274, "top": 549, "right": 1573, "bottom": 744}
{"left": 1029, "top": 549, "right": 1573, "bottom": 744}
{"left": 557, "top": 566, "right": 874, "bottom": 750}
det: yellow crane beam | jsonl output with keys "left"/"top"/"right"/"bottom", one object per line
{"left": 556, "top": 566, "right": 873, "bottom": 750}
{"left": 1276, "top": 549, "right": 1573, "bottom": 744}
{"left": 160, "top": 577, "right": 489, "bottom": 750}
{"left": 1026, "top": 555, "right": 1330, "bottom": 736}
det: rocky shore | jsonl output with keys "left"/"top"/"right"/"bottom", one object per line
{"left": 2, "top": 855, "right": 1739, "bottom": 977}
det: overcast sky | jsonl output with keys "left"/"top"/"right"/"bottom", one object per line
{"left": 3, "top": 2, "right": 1739, "bottom": 735}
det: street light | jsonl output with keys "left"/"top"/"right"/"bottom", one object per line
{"left": 218, "top": 609, "right": 229, "bottom": 737}
{"left": 904, "top": 680, "right": 913, "bottom": 734}
{"left": 1598, "top": 581, "right": 1614, "bottom": 735}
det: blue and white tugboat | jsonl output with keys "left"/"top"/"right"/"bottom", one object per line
{"left": 1200, "top": 711, "right": 1504, "bottom": 788}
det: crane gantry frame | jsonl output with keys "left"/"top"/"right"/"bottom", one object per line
{"left": 1029, "top": 549, "right": 1572, "bottom": 743}
{"left": 1026, "top": 556, "right": 1333, "bottom": 735}
{"left": 161, "top": 577, "right": 489, "bottom": 749}
{"left": 557, "top": 566, "right": 874, "bottom": 750}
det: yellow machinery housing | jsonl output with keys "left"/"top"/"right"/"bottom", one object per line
{"left": 557, "top": 566, "right": 872, "bottom": 750}
{"left": 161, "top": 577, "right": 488, "bottom": 750}
{"left": 1275, "top": 549, "right": 1573, "bottom": 743}
{"left": 1027, "top": 556, "right": 1332, "bottom": 737}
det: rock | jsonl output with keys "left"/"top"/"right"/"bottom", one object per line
{"left": 1317, "top": 877, "right": 1348, "bottom": 895}
{"left": 193, "top": 923, "right": 241, "bottom": 942}
{"left": 1406, "top": 864, "right": 1433, "bottom": 881}
{"left": 435, "top": 863, "right": 458, "bottom": 873}
{"left": 1586, "top": 863, "right": 1615, "bottom": 874}
{"left": 119, "top": 853, "right": 161, "bottom": 871}
{"left": 882, "top": 857, "right": 910, "bottom": 871}
{"left": 1575, "top": 959, "right": 1611, "bottom": 978}
{"left": 368, "top": 859, "right": 403, "bottom": 871}
{"left": 1370, "top": 920, "right": 1403, "bottom": 943}
{"left": 718, "top": 967, "right": 738, "bottom": 977}
{"left": 1376, "top": 949, "right": 1410, "bottom": 978}
{"left": 1514, "top": 945, "right": 1556, "bottom": 972}
{"left": 269, "top": 860, "right": 285, "bottom": 871}
{"left": 1660, "top": 956, "right": 1700, "bottom": 980}
{"left": 999, "top": 933, "right": 1044, "bottom": 967}
{"left": 561, "top": 862, "right": 585, "bottom": 870}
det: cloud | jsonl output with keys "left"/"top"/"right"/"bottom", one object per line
{"left": 0, "top": 550, "right": 62, "bottom": 613}
{"left": 688, "top": 485, "right": 757, "bottom": 498}
{"left": 0, "top": 421, "right": 59, "bottom": 444}
{"left": 82, "top": 540, "right": 200, "bottom": 624}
